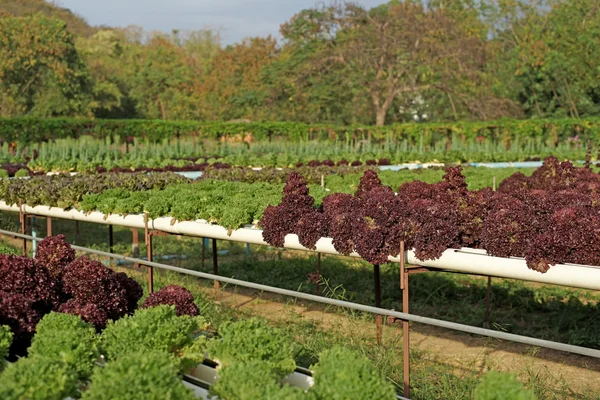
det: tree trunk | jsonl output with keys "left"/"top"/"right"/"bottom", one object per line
{"left": 375, "top": 108, "right": 386, "bottom": 126}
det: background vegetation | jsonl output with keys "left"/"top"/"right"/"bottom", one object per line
{"left": 1, "top": 0, "right": 599, "bottom": 126}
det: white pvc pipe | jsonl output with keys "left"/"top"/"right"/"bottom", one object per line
{"left": 1, "top": 201, "right": 599, "bottom": 291}
{"left": 406, "top": 248, "right": 600, "bottom": 290}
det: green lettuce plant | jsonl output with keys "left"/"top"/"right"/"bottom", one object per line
{"left": 473, "top": 371, "right": 536, "bottom": 400}
{"left": 210, "top": 360, "right": 305, "bottom": 400}
{"left": 81, "top": 350, "right": 196, "bottom": 400}
{"left": 310, "top": 346, "right": 396, "bottom": 400}
{"left": 14, "top": 169, "right": 29, "bottom": 178}
{"left": 207, "top": 318, "right": 296, "bottom": 377}
{"left": 0, "top": 325, "right": 13, "bottom": 371}
{"left": 0, "top": 356, "right": 78, "bottom": 400}
{"left": 100, "top": 305, "right": 206, "bottom": 366}
{"left": 28, "top": 312, "right": 99, "bottom": 379}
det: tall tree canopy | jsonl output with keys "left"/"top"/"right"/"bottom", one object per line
{"left": 0, "top": 13, "right": 92, "bottom": 117}
{"left": 0, "top": 0, "right": 599, "bottom": 123}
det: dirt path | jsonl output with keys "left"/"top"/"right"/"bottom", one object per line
{"left": 207, "top": 285, "right": 600, "bottom": 395}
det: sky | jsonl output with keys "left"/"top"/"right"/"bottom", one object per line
{"left": 57, "top": 0, "right": 389, "bottom": 44}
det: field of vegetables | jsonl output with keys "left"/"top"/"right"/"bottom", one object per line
{"left": 0, "top": 235, "right": 546, "bottom": 400}
{"left": 1, "top": 118, "right": 598, "bottom": 176}
{"left": 1, "top": 135, "right": 592, "bottom": 176}
{"left": 0, "top": 124, "right": 599, "bottom": 399}
{"left": 1, "top": 157, "right": 599, "bottom": 272}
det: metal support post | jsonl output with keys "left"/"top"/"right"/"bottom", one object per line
{"left": 108, "top": 225, "right": 114, "bottom": 267}
{"left": 201, "top": 237, "right": 206, "bottom": 269}
{"left": 374, "top": 264, "right": 382, "bottom": 344}
{"left": 46, "top": 216, "right": 52, "bottom": 237}
{"left": 400, "top": 241, "right": 410, "bottom": 398}
{"left": 144, "top": 213, "right": 154, "bottom": 294}
{"left": 132, "top": 228, "right": 139, "bottom": 269}
{"left": 212, "top": 239, "right": 220, "bottom": 300}
{"left": 19, "top": 201, "right": 26, "bottom": 255}
{"left": 484, "top": 276, "right": 492, "bottom": 328}
{"left": 316, "top": 253, "right": 322, "bottom": 294}
{"left": 31, "top": 216, "right": 37, "bottom": 257}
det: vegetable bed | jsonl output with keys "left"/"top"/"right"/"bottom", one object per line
{"left": 1, "top": 157, "right": 600, "bottom": 273}
{"left": 0, "top": 236, "right": 537, "bottom": 399}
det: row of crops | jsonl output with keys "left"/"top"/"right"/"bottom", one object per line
{"left": 0, "top": 236, "right": 535, "bottom": 399}
{"left": 2, "top": 117, "right": 600, "bottom": 144}
{"left": 0, "top": 129, "right": 596, "bottom": 176}
{"left": 1, "top": 157, "right": 599, "bottom": 273}
{"left": 0, "top": 137, "right": 591, "bottom": 177}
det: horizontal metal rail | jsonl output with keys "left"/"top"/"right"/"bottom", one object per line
{"left": 2, "top": 228, "right": 600, "bottom": 360}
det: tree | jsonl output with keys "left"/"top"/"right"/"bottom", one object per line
{"left": 76, "top": 30, "right": 129, "bottom": 118}
{"left": 0, "top": 13, "right": 92, "bottom": 117}
{"left": 280, "top": 1, "right": 499, "bottom": 125}
{"left": 171, "top": 28, "right": 222, "bottom": 73}
{"left": 489, "top": 0, "right": 600, "bottom": 118}
{"left": 129, "top": 35, "right": 197, "bottom": 120}
{"left": 0, "top": 0, "right": 97, "bottom": 37}
{"left": 267, "top": 7, "right": 369, "bottom": 125}
{"left": 198, "top": 36, "right": 278, "bottom": 121}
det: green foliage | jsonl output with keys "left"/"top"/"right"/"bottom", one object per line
{"left": 473, "top": 371, "right": 536, "bottom": 400}
{"left": 207, "top": 318, "right": 296, "bottom": 377}
{"left": 28, "top": 312, "right": 99, "bottom": 379}
{"left": 0, "top": 242, "right": 18, "bottom": 255}
{"left": 79, "top": 179, "right": 283, "bottom": 229}
{"left": 0, "top": 13, "right": 92, "bottom": 118}
{"left": 129, "top": 36, "right": 196, "bottom": 120}
{"left": 491, "top": 0, "right": 600, "bottom": 118}
{"left": 310, "top": 346, "right": 396, "bottom": 400}
{"left": 81, "top": 350, "right": 196, "bottom": 400}
{"left": 0, "top": 0, "right": 97, "bottom": 37}
{"left": 1, "top": 0, "right": 600, "bottom": 123}
{"left": 14, "top": 168, "right": 28, "bottom": 178}
{"left": 210, "top": 360, "right": 306, "bottom": 400}
{"left": 0, "top": 324, "right": 12, "bottom": 370}
{"left": 3, "top": 116, "right": 600, "bottom": 146}
{"left": 0, "top": 356, "right": 79, "bottom": 400}
{"left": 0, "top": 169, "right": 8, "bottom": 178}
{"left": 100, "top": 305, "right": 206, "bottom": 363}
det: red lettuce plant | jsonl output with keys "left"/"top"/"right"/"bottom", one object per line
{"left": 34, "top": 234, "right": 76, "bottom": 277}
{"left": 322, "top": 193, "right": 359, "bottom": 255}
{"left": 261, "top": 172, "right": 315, "bottom": 247}
{"left": 0, "top": 291, "right": 43, "bottom": 358}
{"left": 140, "top": 285, "right": 199, "bottom": 316}
{"left": 0, "top": 255, "right": 62, "bottom": 309}
{"left": 294, "top": 211, "right": 330, "bottom": 250}
{"left": 261, "top": 158, "right": 600, "bottom": 273}
{"left": 58, "top": 299, "right": 109, "bottom": 329}
{"left": 61, "top": 257, "right": 142, "bottom": 328}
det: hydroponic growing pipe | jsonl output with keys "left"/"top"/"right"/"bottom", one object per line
{"left": 1, "top": 201, "right": 600, "bottom": 291}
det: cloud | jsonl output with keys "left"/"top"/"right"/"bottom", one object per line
{"left": 58, "top": 0, "right": 387, "bottom": 44}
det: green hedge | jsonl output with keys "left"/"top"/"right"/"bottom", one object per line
{"left": 1, "top": 117, "right": 600, "bottom": 145}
